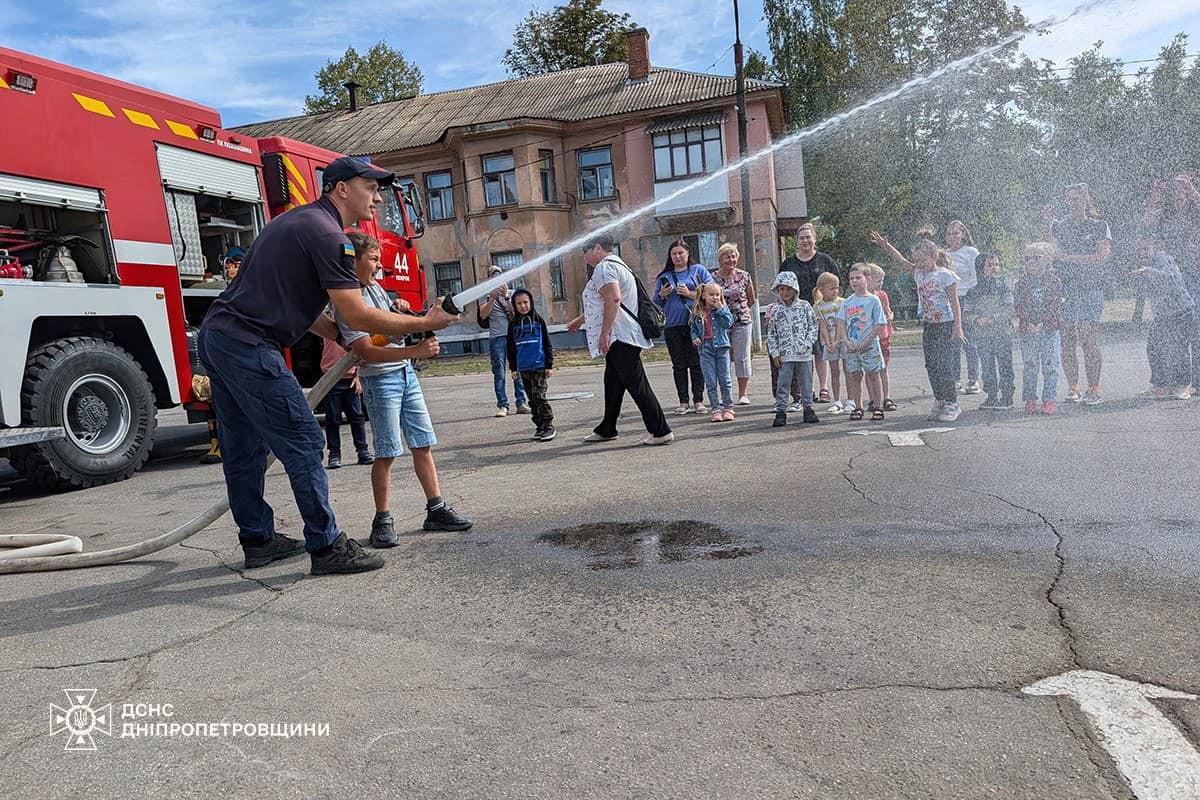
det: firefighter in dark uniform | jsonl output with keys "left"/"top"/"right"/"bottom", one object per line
{"left": 199, "top": 158, "right": 458, "bottom": 576}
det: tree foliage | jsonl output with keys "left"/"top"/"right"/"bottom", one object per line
{"left": 304, "top": 42, "right": 424, "bottom": 115}
{"left": 759, "top": 1, "right": 1200, "bottom": 312}
{"left": 503, "top": 0, "right": 636, "bottom": 77}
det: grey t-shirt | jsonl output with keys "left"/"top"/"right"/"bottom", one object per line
{"left": 333, "top": 282, "right": 409, "bottom": 378}
{"left": 486, "top": 291, "right": 514, "bottom": 339}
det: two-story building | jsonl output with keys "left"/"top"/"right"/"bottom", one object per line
{"left": 235, "top": 29, "right": 803, "bottom": 348}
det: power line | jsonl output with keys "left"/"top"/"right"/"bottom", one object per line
{"left": 1042, "top": 51, "right": 1198, "bottom": 72}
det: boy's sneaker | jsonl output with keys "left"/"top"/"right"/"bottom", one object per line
{"left": 310, "top": 533, "right": 384, "bottom": 575}
{"left": 979, "top": 395, "right": 999, "bottom": 409}
{"left": 803, "top": 406, "right": 820, "bottom": 424}
{"left": 1041, "top": 401, "right": 1058, "bottom": 415}
{"left": 516, "top": 403, "right": 532, "bottom": 414}
{"left": 243, "top": 533, "right": 306, "bottom": 569}
{"left": 1024, "top": 400, "right": 1040, "bottom": 414}
{"left": 937, "top": 402, "right": 962, "bottom": 422}
{"left": 786, "top": 400, "right": 804, "bottom": 412}
{"left": 424, "top": 504, "right": 473, "bottom": 532}
{"left": 1082, "top": 389, "right": 1103, "bottom": 406}
{"left": 926, "top": 400, "right": 945, "bottom": 421}
{"left": 538, "top": 425, "right": 556, "bottom": 441}
{"left": 773, "top": 411, "right": 787, "bottom": 427}
{"left": 1172, "top": 386, "right": 1192, "bottom": 400}
{"left": 357, "top": 452, "right": 375, "bottom": 465}
{"left": 369, "top": 517, "right": 399, "bottom": 548}
{"left": 494, "top": 407, "right": 508, "bottom": 417}
{"left": 828, "top": 402, "right": 844, "bottom": 414}
{"left": 964, "top": 380, "right": 981, "bottom": 395}
{"left": 532, "top": 427, "right": 545, "bottom": 440}
{"left": 996, "top": 396, "right": 1014, "bottom": 409}
{"left": 1065, "top": 386, "right": 1082, "bottom": 402}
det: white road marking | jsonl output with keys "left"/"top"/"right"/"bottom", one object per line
{"left": 846, "top": 427, "right": 953, "bottom": 446}
{"left": 1023, "top": 670, "right": 1200, "bottom": 799}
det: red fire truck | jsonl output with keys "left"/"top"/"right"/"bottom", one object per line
{"left": 0, "top": 46, "right": 427, "bottom": 490}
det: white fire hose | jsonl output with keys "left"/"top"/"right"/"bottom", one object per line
{"left": 0, "top": 349, "right": 362, "bottom": 574}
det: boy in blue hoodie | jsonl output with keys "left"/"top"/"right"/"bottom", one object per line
{"left": 506, "top": 289, "right": 556, "bottom": 441}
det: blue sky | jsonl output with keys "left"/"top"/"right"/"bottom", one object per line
{"left": 1, "top": 0, "right": 1196, "bottom": 127}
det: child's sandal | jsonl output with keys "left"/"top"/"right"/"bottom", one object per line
{"left": 849, "top": 409, "right": 864, "bottom": 421}
{"left": 882, "top": 398, "right": 898, "bottom": 411}
{"left": 871, "top": 409, "right": 885, "bottom": 421}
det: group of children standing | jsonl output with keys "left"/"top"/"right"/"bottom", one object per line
{"left": 764, "top": 263, "right": 894, "bottom": 426}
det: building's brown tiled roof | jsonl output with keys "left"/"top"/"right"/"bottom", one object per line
{"left": 232, "top": 64, "right": 780, "bottom": 155}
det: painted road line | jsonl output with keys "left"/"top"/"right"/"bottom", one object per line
{"left": 847, "top": 427, "right": 953, "bottom": 447}
{"left": 1023, "top": 670, "right": 1200, "bottom": 799}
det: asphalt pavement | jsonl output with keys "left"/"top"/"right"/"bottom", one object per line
{"left": 2, "top": 338, "right": 1198, "bottom": 799}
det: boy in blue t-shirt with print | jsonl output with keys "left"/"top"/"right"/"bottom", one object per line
{"left": 836, "top": 264, "right": 888, "bottom": 421}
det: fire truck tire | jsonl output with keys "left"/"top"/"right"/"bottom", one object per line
{"left": 10, "top": 337, "right": 157, "bottom": 490}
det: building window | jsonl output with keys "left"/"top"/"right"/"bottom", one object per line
{"left": 482, "top": 153, "right": 517, "bottom": 207}
{"left": 491, "top": 250, "right": 525, "bottom": 289}
{"left": 539, "top": 149, "right": 557, "bottom": 204}
{"left": 578, "top": 147, "right": 614, "bottom": 201}
{"left": 426, "top": 171, "right": 454, "bottom": 221}
{"left": 653, "top": 125, "right": 723, "bottom": 181}
{"left": 434, "top": 262, "right": 462, "bottom": 298}
{"left": 550, "top": 256, "right": 565, "bottom": 300}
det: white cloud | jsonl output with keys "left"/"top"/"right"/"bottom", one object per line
{"left": 1010, "top": 1, "right": 1197, "bottom": 66}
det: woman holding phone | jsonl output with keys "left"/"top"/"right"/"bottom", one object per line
{"left": 654, "top": 239, "right": 713, "bottom": 414}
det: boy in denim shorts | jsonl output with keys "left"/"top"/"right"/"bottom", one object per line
{"left": 836, "top": 264, "right": 888, "bottom": 420}
{"left": 334, "top": 232, "right": 472, "bottom": 546}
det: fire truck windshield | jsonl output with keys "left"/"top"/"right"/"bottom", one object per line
{"left": 377, "top": 188, "right": 407, "bottom": 237}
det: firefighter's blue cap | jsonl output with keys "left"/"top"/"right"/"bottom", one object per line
{"left": 322, "top": 157, "right": 394, "bottom": 191}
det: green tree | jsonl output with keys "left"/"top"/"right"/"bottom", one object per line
{"left": 503, "top": 0, "right": 636, "bottom": 77}
{"left": 744, "top": 49, "right": 775, "bottom": 82}
{"left": 304, "top": 42, "right": 424, "bottom": 115}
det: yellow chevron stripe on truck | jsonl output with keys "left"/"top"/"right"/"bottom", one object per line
{"left": 123, "top": 108, "right": 160, "bottom": 129}
{"left": 281, "top": 155, "right": 308, "bottom": 194}
{"left": 70, "top": 92, "right": 207, "bottom": 144}
{"left": 73, "top": 92, "right": 115, "bottom": 117}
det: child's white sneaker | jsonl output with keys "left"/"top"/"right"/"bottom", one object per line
{"left": 827, "top": 402, "right": 844, "bottom": 414}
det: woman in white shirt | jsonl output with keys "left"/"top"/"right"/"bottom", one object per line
{"left": 567, "top": 235, "right": 673, "bottom": 445}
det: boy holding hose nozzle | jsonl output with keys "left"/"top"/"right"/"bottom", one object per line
{"left": 200, "top": 157, "right": 458, "bottom": 576}
{"left": 334, "top": 232, "right": 473, "bottom": 547}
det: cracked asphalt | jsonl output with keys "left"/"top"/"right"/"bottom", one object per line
{"left": 2, "top": 338, "right": 1198, "bottom": 799}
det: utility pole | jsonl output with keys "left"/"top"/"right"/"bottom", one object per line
{"left": 733, "top": 0, "right": 759, "bottom": 347}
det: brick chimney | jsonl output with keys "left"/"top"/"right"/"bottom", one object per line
{"left": 625, "top": 28, "right": 650, "bottom": 82}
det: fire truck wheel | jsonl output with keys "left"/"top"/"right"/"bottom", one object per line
{"left": 10, "top": 337, "right": 157, "bottom": 490}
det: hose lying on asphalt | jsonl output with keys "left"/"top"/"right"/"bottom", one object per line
{"left": 0, "top": 349, "right": 361, "bottom": 574}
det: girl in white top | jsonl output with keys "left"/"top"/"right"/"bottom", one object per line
{"left": 946, "top": 220, "right": 982, "bottom": 393}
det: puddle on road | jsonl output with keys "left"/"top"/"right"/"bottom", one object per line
{"left": 537, "top": 520, "right": 762, "bottom": 570}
